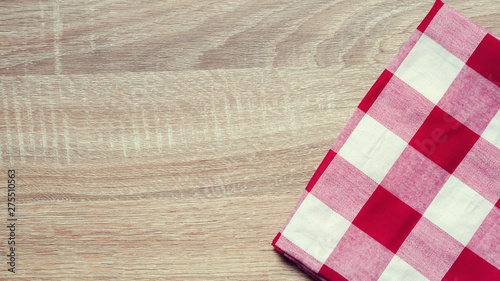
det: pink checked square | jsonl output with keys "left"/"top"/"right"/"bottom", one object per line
{"left": 381, "top": 145, "right": 450, "bottom": 214}
{"left": 438, "top": 65, "right": 500, "bottom": 135}
{"left": 409, "top": 106, "right": 480, "bottom": 174}
{"left": 368, "top": 75, "right": 435, "bottom": 142}
{"left": 467, "top": 207, "right": 500, "bottom": 269}
{"left": 397, "top": 217, "right": 464, "bottom": 280}
{"left": 352, "top": 186, "right": 422, "bottom": 253}
{"left": 454, "top": 138, "right": 500, "bottom": 205}
{"left": 424, "top": 4, "right": 488, "bottom": 62}
{"left": 443, "top": 248, "right": 500, "bottom": 281}
{"left": 321, "top": 225, "right": 394, "bottom": 280}
{"left": 310, "top": 154, "right": 378, "bottom": 222}
{"left": 467, "top": 34, "right": 500, "bottom": 88}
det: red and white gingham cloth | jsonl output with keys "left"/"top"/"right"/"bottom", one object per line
{"left": 272, "top": 1, "right": 500, "bottom": 280}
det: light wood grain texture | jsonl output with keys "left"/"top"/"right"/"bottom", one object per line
{"left": 1, "top": 0, "right": 499, "bottom": 280}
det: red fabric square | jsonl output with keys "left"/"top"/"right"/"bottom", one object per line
{"left": 467, "top": 34, "right": 500, "bottom": 88}
{"left": 409, "top": 106, "right": 480, "bottom": 174}
{"left": 438, "top": 66, "right": 500, "bottom": 135}
{"left": 310, "top": 155, "right": 378, "bottom": 221}
{"left": 368, "top": 75, "right": 435, "bottom": 142}
{"left": 358, "top": 70, "right": 393, "bottom": 113}
{"left": 323, "top": 225, "right": 394, "bottom": 280}
{"left": 468, "top": 207, "right": 500, "bottom": 269}
{"left": 352, "top": 186, "right": 422, "bottom": 253}
{"left": 454, "top": 138, "right": 500, "bottom": 205}
{"left": 381, "top": 146, "right": 450, "bottom": 214}
{"left": 443, "top": 248, "right": 500, "bottom": 281}
{"left": 397, "top": 217, "right": 464, "bottom": 280}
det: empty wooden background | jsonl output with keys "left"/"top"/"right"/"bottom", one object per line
{"left": 1, "top": 0, "right": 499, "bottom": 280}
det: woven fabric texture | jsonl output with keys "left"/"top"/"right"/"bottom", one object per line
{"left": 272, "top": 1, "right": 500, "bottom": 280}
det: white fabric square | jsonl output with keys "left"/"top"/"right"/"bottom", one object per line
{"left": 395, "top": 34, "right": 465, "bottom": 104}
{"left": 482, "top": 109, "right": 500, "bottom": 149}
{"left": 423, "top": 176, "right": 494, "bottom": 245}
{"left": 338, "top": 114, "right": 407, "bottom": 183}
{"left": 282, "top": 194, "right": 350, "bottom": 263}
{"left": 378, "top": 256, "right": 429, "bottom": 281}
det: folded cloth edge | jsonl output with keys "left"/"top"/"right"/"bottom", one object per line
{"left": 272, "top": 0, "right": 500, "bottom": 280}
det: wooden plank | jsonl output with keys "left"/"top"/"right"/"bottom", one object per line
{"left": 0, "top": 0, "right": 498, "bottom": 279}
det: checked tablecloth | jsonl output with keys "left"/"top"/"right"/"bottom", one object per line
{"left": 272, "top": 1, "right": 500, "bottom": 280}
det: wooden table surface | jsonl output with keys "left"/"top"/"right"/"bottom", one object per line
{"left": 1, "top": 0, "right": 499, "bottom": 280}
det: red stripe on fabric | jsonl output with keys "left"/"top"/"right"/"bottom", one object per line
{"left": 358, "top": 70, "right": 393, "bottom": 113}
{"left": 467, "top": 33, "right": 500, "bottom": 88}
{"left": 417, "top": 0, "right": 444, "bottom": 33}
{"left": 496, "top": 199, "right": 500, "bottom": 209}
{"left": 305, "top": 150, "right": 336, "bottom": 192}
{"left": 442, "top": 247, "right": 500, "bottom": 280}
{"left": 272, "top": 232, "right": 285, "bottom": 255}
{"left": 319, "top": 265, "right": 348, "bottom": 281}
